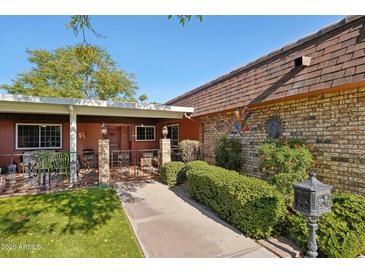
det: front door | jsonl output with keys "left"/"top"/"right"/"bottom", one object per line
{"left": 108, "top": 127, "right": 120, "bottom": 152}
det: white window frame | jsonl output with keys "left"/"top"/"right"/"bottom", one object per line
{"left": 167, "top": 124, "right": 179, "bottom": 148}
{"left": 135, "top": 125, "right": 156, "bottom": 142}
{"left": 15, "top": 123, "right": 63, "bottom": 150}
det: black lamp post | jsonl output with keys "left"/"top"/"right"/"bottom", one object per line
{"left": 162, "top": 125, "right": 168, "bottom": 139}
{"left": 100, "top": 123, "right": 108, "bottom": 139}
{"left": 293, "top": 172, "right": 333, "bottom": 258}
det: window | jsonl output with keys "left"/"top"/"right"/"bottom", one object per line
{"left": 16, "top": 124, "right": 62, "bottom": 149}
{"left": 167, "top": 124, "right": 179, "bottom": 147}
{"left": 135, "top": 126, "right": 155, "bottom": 141}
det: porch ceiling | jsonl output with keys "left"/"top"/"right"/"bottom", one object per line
{"left": 0, "top": 94, "right": 194, "bottom": 119}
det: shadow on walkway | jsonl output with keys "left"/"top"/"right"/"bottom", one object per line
{"left": 171, "top": 184, "right": 244, "bottom": 236}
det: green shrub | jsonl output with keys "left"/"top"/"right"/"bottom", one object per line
{"left": 214, "top": 134, "right": 243, "bottom": 171}
{"left": 265, "top": 138, "right": 308, "bottom": 148}
{"left": 186, "top": 163, "right": 286, "bottom": 238}
{"left": 178, "top": 161, "right": 210, "bottom": 185}
{"left": 287, "top": 191, "right": 365, "bottom": 257}
{"left": 186, "top": 160, "right": 210, "bottom": 170}
{"left": 179, "top": 140, "right": 201, "bottom": 163}
{"left": 160, "top": 161, "right": 186, "bottom": 187}
{"left": 258, "top": 142, "right": 313, "bottom": 203}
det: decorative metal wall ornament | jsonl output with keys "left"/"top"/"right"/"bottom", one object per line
{"left": 293, "top": 172, "right": 333, "bottom": 258}
{"left": 233, "top": 106, "right": 253, "bottom": 136}
{"left": 265, "top": 115, "right": 284, "bottom": 139}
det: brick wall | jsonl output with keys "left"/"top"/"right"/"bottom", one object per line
{"left": 198, "top": 88, "right": 365, "bottom": 195}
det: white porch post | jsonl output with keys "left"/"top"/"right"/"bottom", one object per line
{"left": 69, "top": 105, "right": 77, "bottom": 185}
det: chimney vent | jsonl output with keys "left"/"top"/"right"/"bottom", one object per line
{"left": 294, "top": 56, "right": 311, "bottom": 68}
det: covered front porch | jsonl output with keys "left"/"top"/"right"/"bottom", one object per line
{"left": 0, "top": 94, "right": 194, "bottom": 195}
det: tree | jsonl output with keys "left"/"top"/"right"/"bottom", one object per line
{"left": 66, "top": 15, "right": 103, "bottom": 44}
{"left": 167, "top": 15, "right": 203, "bottom": 26}
{"left": 1, "top": 45, "right": 137, "bottom": 101}
{"left": 138, "top": 94, "right": 148, "bottom": 103}
{"left": 66, "top": 16, "right": 203, "bottom": 43}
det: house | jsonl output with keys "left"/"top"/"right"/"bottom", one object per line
{"left": 167, "top": 16, "right": 365, "bottom": 195}
{"left": 0, "top": 94, "right": 196, "bottom": 186}
{"left": 1, "top": 16, "right": 365, "bottom": 195}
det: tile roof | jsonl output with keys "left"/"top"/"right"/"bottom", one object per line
{"left": 167, "top": 16, "right": 365, "bottom": 117}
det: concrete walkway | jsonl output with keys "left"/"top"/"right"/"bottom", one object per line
{"left": 115, "top": 180, "right": 278, "bottom": 258}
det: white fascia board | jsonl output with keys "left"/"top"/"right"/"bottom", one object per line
{"left": 76, "top": 106, "right": 184, "bottom": 119}
{"left": 0, "top": 101, "right": 70, "bottom": 114}
{"left": 0, "top": 94, "right": 194, "bottom": 117}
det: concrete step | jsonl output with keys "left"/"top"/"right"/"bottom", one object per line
{"left": 258, "top": 237, "right": 301, "bottom": 258}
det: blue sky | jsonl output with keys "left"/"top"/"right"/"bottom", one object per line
{"left": 0, "top": 15, "right": 343, "bottom": 103}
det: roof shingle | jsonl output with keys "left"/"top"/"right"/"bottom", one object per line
{"left": 167, "top": 16, "right": 365, "bottom": 117}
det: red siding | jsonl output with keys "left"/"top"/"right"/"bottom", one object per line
{"left": 0, "top": 121, "right": 69, "bottom": 166}
{"left": 0, "top": 116, "right": 199, "bottom": 168}
{"left": 156, "top": 116, "right": 199, "bottom": 142}
{"left": 77, "top": 123, "right": 102, "bottom": 155}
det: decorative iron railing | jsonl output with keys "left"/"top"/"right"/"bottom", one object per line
{"left": 171, "top": 147, "right": 180, "bottom": 162}
{"left": 110, "top": 149, "right": 160, "bottom": 178}
{"left": 137, "top": 149, "right": 160, "bottom": 176}
{"left": 110, "top": 150, "right": 135, "bottom": 176}
{"left": 0, "top": 151, "right": 98, "bottom": 194}
{"left": 0, "top": 146, "right": 189, "bottom": 194}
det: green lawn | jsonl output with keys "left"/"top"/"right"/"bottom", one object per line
{"left": 0, "top": 187, "right": 143, "bottom": 257}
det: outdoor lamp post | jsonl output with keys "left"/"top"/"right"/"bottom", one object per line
{"left": 100, "top": 123, "right": 108, "bottom": 139}
{"left": 293, "top": 172, "right": 333, "bottom": 258}
{"left": 162, "top": 125, "right": 168, "bottom": 139}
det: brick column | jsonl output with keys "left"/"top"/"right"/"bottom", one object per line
{"left": 98, "top": 139, "right": 110, "bottom": 184}
{"left": 160, "top": 138, "right": 171, "bottom": 164}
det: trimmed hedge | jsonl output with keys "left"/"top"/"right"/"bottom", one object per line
{"left": 162, "top": 160, "right": 365, "bottom": 257}
{"left": 287, "top": 191, "right": 365, "bottom": 257}
{"left": 186, "top": 163, "right": 286, "bottom": 239}
{"left": 186, "top": 160, "right": 210, "bottom": 170}
{"left": 178, "top": 161, "right": 210, "bottom": 185}
{"left": 160, "top": 161, "right": 186, "bottom": 187}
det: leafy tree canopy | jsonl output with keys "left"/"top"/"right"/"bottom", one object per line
{"left": 1, "top": 45, "right": 137, "bottom": 101}
{"left": 138, "top": 94, "right": 148, "bottom": 103}
{"left": 66, "top": 15, "right": 103, "bottom": 44}
{"left": 65, "top": 15, "right": 203, "bottom": 44}
{"left": 167, "top": 15, "right": 203, "bottom": 26}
